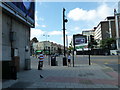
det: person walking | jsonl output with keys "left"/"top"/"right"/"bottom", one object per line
{"left": 38, "top": 52, "right": 44, "bottom": 70}
{"left": 67, "top": 53, "right": 71, "bottom": 67}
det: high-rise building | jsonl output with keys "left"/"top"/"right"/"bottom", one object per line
{"left": 94, "top": 16, "right": 116, "bottom": 46}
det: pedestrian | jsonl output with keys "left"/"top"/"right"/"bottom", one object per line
{"left": 38, "top": 52, "right": 44, "bottom": 70}
{"left": 67, "top": 53, "right": 71, "bottom": 67}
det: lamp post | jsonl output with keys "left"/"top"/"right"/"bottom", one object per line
{"left": 43, "top": 34, "right": 50, "bottom": 41}
{"left": 43, "top": 34, "right": 50, "bottom": 55}
{"left": 63, "top": 8, "right": 68, "bottom": 66}
{"left": 114, "top": 9, "right": 120, "bottom": 51}
{"left": 63, "top": 8, "right": 68, "bottom": 57}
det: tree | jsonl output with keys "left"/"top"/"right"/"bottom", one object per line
{"left": 31, "top": 37, "right": 39, "bottom": 43}
{"left": 68, "top": 41, "right": 74, "bottom": 53}
{"left": 57, "top": 47, "right": 62, "bottom": 55}
{"left": 100, "top": 38, "right": 116, "bottom": 49}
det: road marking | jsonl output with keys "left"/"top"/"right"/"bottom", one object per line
{"left": 104, "top": 62, "right": 108, "bottom": 64}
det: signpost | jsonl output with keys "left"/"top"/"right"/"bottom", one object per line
{"left": 73, "top": 34, "right": 88, "bottom": 66}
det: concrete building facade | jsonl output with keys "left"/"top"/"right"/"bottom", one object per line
{"left": 33, "top": 41, "right": 64, "bottom": 55}
{"left": 1, "top": 2, "right": 35, "bottom": 79}
{"left": 2, "top": 12, "right": 31, "bottom": 70}
{"left": 82, "top": 29, "right": 95, "bottom": 42}
{"left": 94, "top": 16, "right": 116, "bottom": 46}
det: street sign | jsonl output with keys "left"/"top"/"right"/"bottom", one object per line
{"left": 36, "top": 50, "right": 43, "bottom": 53}
{"left": 73, "top": 34, "right": 87, "bottom": 51}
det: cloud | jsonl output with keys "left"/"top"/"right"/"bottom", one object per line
{"left": 67, "top": 8, "right": 96, "bottom": 21}
{"left": 67, "top": 35, "right": 73, "bottom": 45}
{"left": 35, "top": 11, "right": 39, "bottom": 21}
{"left": 35, "top": 10, "right": 46, "bottom": 28}
{"left": 48, "top": 31, "right": 63, "bottom": 35}
{"left": 39, "top": 17, "right": 44, "bottom": 21}
{"left": 41, "top": 25, "right": 46, "bottom": 27}
{"left": 74, "top": 27, "right": 80, "bottom": 30}
{"left": 30, "top": 28, "right": 45, "bottom": 40}
{"left": 35, "top": 11, "right": 40, "bottom": 27}
{"left": 67, "top": 3, "right": 112, "bottom": 21}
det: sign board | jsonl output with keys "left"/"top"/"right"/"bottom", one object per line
{"left": 2, "top": 1, "right": 35, "bottom": 27}
{"left": 73, "top": 34, "right": 88, "bottom": 51}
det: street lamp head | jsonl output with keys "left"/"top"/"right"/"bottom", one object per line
{"left": 64, "top": 19, "right": 68, "bottom": 23}
{"left": 63, "top": 8, "right": 65, "bottom": 11}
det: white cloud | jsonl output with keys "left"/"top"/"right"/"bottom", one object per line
{"left": 67, "top": 3, "right": 113, "bottom": 21}
{"left": 35, "top": 11, "right": 46, "bottom": 28}
{"left": 74, "top": 27, "right": 80, "bottom": 30}
{"left": 35, "top": 11, "right": 38, "bottom": 21}
{"left": 35, "top": 22, "right": 40, "bottom": 27}
{"left": 67, "top": 35, "right": 73, "bottom": 45}
{"left": 30, "top": 28, "right": 45, "bottom": 40}
{"left": 41, "top": 25, "right": 46, "bottom": 27}
{"left": 35, "top": 11, "right": 40, "bottom": 27}
{"left": 97, "top": 3, "right": 111, "bottom": 19}
{"left": 48, "top": 31, "right": 62, "bottom": 35}
{"left": 39, "top": 18, "right": 44, "bottom": 21}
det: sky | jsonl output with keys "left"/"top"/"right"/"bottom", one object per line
{"left": 30, "top": 1, "right": 119, "bottom": 46}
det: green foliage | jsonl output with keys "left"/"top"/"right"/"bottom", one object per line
{"left": 100, "top": 38, "right": 116, "bottom": 49}
{"left": 57, "top": 47, "right": 62, "bottom": 54}
{"left": 32, "top": 37, "right": 39, "bottom": 43}
{"left": 68, "top": 41, "right": 74, "bottom": 53}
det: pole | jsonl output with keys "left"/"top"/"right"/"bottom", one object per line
{"left": 73, "top": 50, "right": 74, "bottom": 67}
{"left": 48, "top": 47, "right": 50, "bottom": 65}
{"left": 73, "top": 35, "right": 75, "bottom": 67}
{"left": 114, "top": 9, "right": 120, "bottom": 51}
{"left": 115, "top": 14, "right": 120, "bottom": 50}
{"left": 89, "top": 49, "right": 91, "bottom": 65}
{"left": 63, "top": 8, "right": 66, "bottom": 57}
{"left": 88, "top": 36, "right": 91, "bottom": 65}
{"left": 66, "top": 35, "right": 68, "bottom": 49}
{"left": 108, "top": 20, "right": 112, "bottom": 38}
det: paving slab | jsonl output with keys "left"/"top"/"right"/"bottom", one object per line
{"left": 2, "top": 56, "right": 119, "bottom": 89}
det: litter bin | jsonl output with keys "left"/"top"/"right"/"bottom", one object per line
{"left": 63, "top": 57, "right": 67, "bottom": 66}
{"left": 51, "top": 56, "right": 56, "bottom": 66}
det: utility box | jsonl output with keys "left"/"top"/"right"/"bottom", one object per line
{"left": 63, "top": 57, "right": 67, "bottom": 66}
{"left": 25, "top": 59, "right": 31, "bottom": 70}
{"left": 51, "top": 56, "right": 56, "bottom": 66}
{"left": 13, "top": 56, "right": 20, "bottom": 72}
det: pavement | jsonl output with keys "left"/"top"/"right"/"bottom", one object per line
{"left": 1, "top": 56, "right": 120, "bottom": 90}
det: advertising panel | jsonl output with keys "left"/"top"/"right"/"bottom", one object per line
{"left": 73, "top": 34, "right": 88, "bottom": 51}
{"left": 2, "top": 0, "right": 35, "bottom": 27}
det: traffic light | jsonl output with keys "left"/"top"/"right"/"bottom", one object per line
{"left": 90, "top": 35, "right": 94, "bottom": 42}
